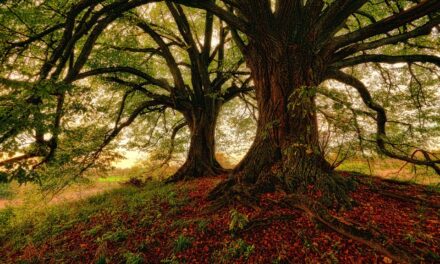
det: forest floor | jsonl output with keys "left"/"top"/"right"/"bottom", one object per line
{"left": 0, "top": 172, "right": 439, "bottom": 264}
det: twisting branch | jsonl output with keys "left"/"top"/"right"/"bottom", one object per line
{"left": 0, "top": 154, "right": 37, "bottom": 167}
{"left": 6, "top": 23, "right": 66, "bottom": 48}
{"left": 134, "top": 17, "right": 188, "bottom": 96}
{"left": 114, "top": 89, "right": 134, "bottom": 129}
{"left": 332, "top": 54, "right": 440, "bottom": 68}
{"left": 96, "top": 44, "right": 163, "bottom": 54}
{"left": 333, "top": 0, "right": 440, "bottom": 49}
{"left": 76, "top": 99, "right": 166, "bottom": 176}
{"left": 75, "top": 66, "right": 173, "bottom": 91}
{"left": 104, "top": 77, "right": 182, "bottom": 110}
{"left": 328, "top": 70, "right": 440, "bottom": 175}
{"left": 170, "top": 0, "right": 250, "bottom": 34}
{"left": 165, "top": 2, "right": 209, "bottom": 99}
{"left": 159, "top": 120, "right": 188, "bottom": 167}
{"left": 333, "top": 17, "right": 440, "bottom": 60}
{"left": 316, "top": 0, "right": 369, "bottom": 45}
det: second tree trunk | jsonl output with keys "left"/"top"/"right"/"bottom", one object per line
{"left": 168, "top": 105, "right": 226, "bottom": 182}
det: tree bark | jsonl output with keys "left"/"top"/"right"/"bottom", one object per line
{"left": 210, "top": 38, "right": 353, "bottom": 207}
{"left": 168, "top": 101, "right": 227, "bottom": 182}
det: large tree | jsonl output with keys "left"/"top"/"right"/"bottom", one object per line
{"left": 166, "top": 0, "right": 440, "bottom": 205}
{"left": 77, "top": 3, "right": 251, "bottom": 181}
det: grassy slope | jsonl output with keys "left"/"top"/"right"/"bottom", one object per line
{"left": 0, "top": 173, "right": 132, "bottom": 211}
{"left": 338, "top": 158, "right": 440, "bottom": 186}
{"left": 0, "top": 181, "right": 183, "bottom": 263}
{"left": 0, "top": 174, "right": 439, "bottom": 264}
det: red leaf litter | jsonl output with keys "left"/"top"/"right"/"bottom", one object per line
{"left": 2, "top": 173, "right": 440, "bottom": 263}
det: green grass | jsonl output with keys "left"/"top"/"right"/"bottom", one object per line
{"left": 211, "top": 239, "right": 255, "bottom": 263}
{"left": 124, "top": 252, "right": 144, "bottom": 264}
{"left": 174, "top": 234, "right": 193, "bottom": 253}
{"left": 0, "top": 183, "right": 15, "bottom": 199}
{"left": 426, "top": 183, "right": 440, "bottom": 193}
{"left": 337, "top": 160, "right": 372, "bottom": 175}
{"left": 0, "top": 180, "right": 182, "bottom": 252}
{"left": 337, "top": 158, "right": 439, "bottom": 185}
{"left": 97, "top": 175, "right": 127, "bottom": 183}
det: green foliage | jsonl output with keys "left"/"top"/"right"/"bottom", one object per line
{"left": 97, "top": 176, "right": 127, "bottom": 183}
{"left": 227, "top": 239, "right": 255, "bottom": 259}
{"left": 0, "top": 183, "right": 14, "bottom": 199}
{"left": 0, "top": 207, "right": 14, "bottom": 230}
{"left": 212, "top": 239, "right": 255, "bottom": 263}
{"left": 171, "top": 219, "right": 193, "bottom": 229}
{"left": 123, "top": 252, "right": 144, "bottom": 264}
{"left": 0, "top": 180, "right": 180, "bottom": 251}
{"left": 99, "top": 228, "right": 131, "bottom": 243}
{"left": 0, "top": 172, "right": 9, "bottom": 183}
{"left": 197, "top": 219, "right": 210, "bottom": 232}
{"left": 426, "top": 250, "right": 440, "bottom": 261}
{"left": 426, "top": 183, "right": 440, "bottom": 193}
{"left": 85, "top": 225, "right": 104, "bottom": 237}
{"left": 173, "top": 234, "right": 193, "bottom": 253}
{"left": 229, "top": 209, "right": 249, "bottom": 233}
{"left": 96, "top": 255, "right": 107, "bottom": 264}
{"left": 160, "top": 255, "right": 179, "bottom": 264}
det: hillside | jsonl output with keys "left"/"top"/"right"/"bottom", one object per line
{"left": 0, "top": 172, "right": 439, "bottom": 263}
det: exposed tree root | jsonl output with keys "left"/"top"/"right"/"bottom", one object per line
{"left": 165, "top": 159, "right": 228, "bottom": 183}
{"left": 240, "top": 214, "right": 297, "bottom": 233}
{"left": 208, "top": 169, "right": 356, "bottom": 211}
{"left": 205, "top": 152, "right": 418, "bottom": 262}
{"left": 207, "top": 177, "right": 236, "bottom": 201}
{"left": 209, "top": 148, "right": 358, "bottom": 211}
{"left": 279, "top": 195, "right": 416, "bottom": 264}
{"left": 213, "top": 185, "right": 417, "bottom": 262}
{"left": 207, "top": 182, "right": 261, "bottom": 212}
{"left": 206, "top": 170, "right": 431, "bottom": 263}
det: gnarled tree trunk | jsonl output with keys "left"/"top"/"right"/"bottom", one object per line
{"left": 168, "top": 101, "right": 227, "bottom": 182}
{"left": 210, "top": 38, "right": 352, "bottom": 207}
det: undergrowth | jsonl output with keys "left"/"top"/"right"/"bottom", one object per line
{"left": 1, "top": 174, "right": 439, "bottom": 263}
{"left": 0, "top": 181, "right": 181, "bottom": 253}
{"left": 0, "top": 183, "right": 14, "bottom": 199}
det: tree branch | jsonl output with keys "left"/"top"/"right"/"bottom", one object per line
{"left": 331, "top": 54, "right": 440, "bottom": 68}
{"left": 333, "top": 0, "right": 440, "bottom": 49}
{"left": 327, "top": 70, "right": 440, "bottom": 175}
{"left": 75, "top": 66, "right": 172, "bottom": 91}
{"left": 333, "top": 17, "right": 440, "bottom": 59}
{"left": 170, "top": 0, "right": 250, "bottom": 34}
